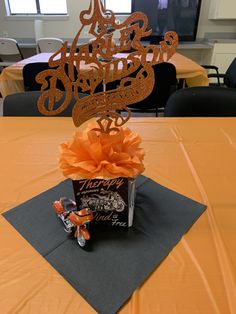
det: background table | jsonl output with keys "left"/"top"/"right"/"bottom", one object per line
{"left": 0, "top": 117, "right": 235, "bottom": 313}
{"left": 0, "top": 52, "right": 209, "bottom": 98}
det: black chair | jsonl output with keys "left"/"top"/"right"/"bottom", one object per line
{"left": 3, "top": 91, "right": 88, "bottom": 116}
{"left": 124, "top": 62, "right": 177, "bottom": 116}
{"left": 202, "top": 57, "right": 236, "bottom": 88}
{"left": 23, "top": 62, "right": 51, "bottom": 91}
{"left": 23, "top": 62, "right": 79, "bottom": 92}
{"left": 164, "top": 86, "right": 236, "bottom": 117}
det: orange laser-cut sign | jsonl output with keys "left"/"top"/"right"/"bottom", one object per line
{"left": 36, "top": 0, "right": 178, "bottom": 133}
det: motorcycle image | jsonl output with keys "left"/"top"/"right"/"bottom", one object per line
{"left": 80, "top": 190, "right": 126, "bottom": 213}
{"left": 53, "top": 197, "right": 94, "bottom": 247}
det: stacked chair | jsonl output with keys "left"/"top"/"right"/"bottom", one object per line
{"left": 36, "top": 37, "right": 64, "bottom": 53}
{"left": 0, "top": 38, "right": 23, "bottom": 70}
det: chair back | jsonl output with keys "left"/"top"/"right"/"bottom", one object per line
{"left": 3, "top": 91, "right": 88, "bottom": 116}
{"left": 37, "top": 37, "right": 64, "bottom": 53}
{"left": 23, "top": 62, "right": 51, "bottom": 91}
{"left": 164, "top": 86, "right": 236, "bottom": 117}
{"left": 0, "top": 38, "right": 23, "bottom": 67}
{"left": 128, "top": 62, "right": 177, "bottom": 116}
{"left": 225, "top": 57, "right": 236, "bottom": 88}
{"left": 23, "top": 62, "right": 79, "bottom": 92}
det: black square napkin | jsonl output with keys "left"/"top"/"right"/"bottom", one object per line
{"left": 3, "top": 176, "right": 206, "bottom": 314}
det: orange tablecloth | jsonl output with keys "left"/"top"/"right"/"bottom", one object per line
{"left": 0, "top": 52, "right": 208, "bottom": 98}
{"left": 0, "top": 117, "right": 235, "bottom": 313}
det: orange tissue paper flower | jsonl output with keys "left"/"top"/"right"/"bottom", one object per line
{"left": 59, "top": 123, "right": 145, "bottom": 180}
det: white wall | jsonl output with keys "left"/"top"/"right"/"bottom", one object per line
{"left": 0, "top": 0, "right": 235, "bottom": 40}
{"left": 197, "top": 0, "right": 236, "bottom": 38}
{"left": 0, "top": 0, "right": 90, "bottom": 39}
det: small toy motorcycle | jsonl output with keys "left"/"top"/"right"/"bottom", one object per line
{"left": 53, "top": 197, "right": 94, "bottom": 247}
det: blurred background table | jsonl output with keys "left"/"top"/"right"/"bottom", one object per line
{"left": 0, "top": 52, "right": 209, "bottom": 98}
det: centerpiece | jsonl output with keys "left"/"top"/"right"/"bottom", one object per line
{"left": 35, "top": 0, "right": 178, "bottom": 245}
